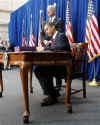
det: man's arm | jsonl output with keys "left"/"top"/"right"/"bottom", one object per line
{"left": 44, "top": 33, "right": 71, "bottom": 52}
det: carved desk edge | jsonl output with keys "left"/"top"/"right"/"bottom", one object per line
{"left": 0, "top": 51, "right": 72, "bottom": 68}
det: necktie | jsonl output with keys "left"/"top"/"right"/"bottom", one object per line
{"left": 49, "top": 39, "right": 55, "bottom": 45}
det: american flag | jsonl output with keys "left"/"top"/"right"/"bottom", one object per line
{"left": 38, "top": 10, "right": 44, "bottom": 47}
{"left": 65, "top": 0, "right": 74, "bottom": 46}
{"left": 85, "top": 0, "right": 100, "bottom": 62}
{"left": 29, "top": 15, "right": 36, "bottom": 47}
{"left": 22, "top": 20, "right": 27, "bottom": 47}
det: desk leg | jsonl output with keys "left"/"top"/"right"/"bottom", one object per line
{"left": 29, "top": 67, "right": 33, "bottom": 93}
{"left": 0, "top": 71, "right": 3, "bottom": 97}
{"left": 65, "top": 62, "right": 72, "bottom": 113}
{"left": 20, "top": 66, "right": 30, "bottom": 123}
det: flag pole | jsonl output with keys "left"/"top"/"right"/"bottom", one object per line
{"left": 88, "top": 60, "right": 99, "bottom": 86}
{"left": 40, "top": 10, "right": 43, "bottom": 29}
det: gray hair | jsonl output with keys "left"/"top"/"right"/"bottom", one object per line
{"left": 47, "top": 5, "right": 56, "bottom": 14}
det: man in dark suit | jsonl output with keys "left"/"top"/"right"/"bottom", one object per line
{"left": 47, "top": 5, "right": 64, "bottom": 33}
{"left": 35, "top": 22, "right": 71, "bottom": 106}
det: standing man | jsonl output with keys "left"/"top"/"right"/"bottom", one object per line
{"left": 47, "top": 4, "right": 64, "bottom": 33}
{"left": 35, "top": 22, "right": 71, "bottom": 106}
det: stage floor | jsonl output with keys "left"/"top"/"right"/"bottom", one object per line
{"left": 0, "top": 69, "right": 100, "bottom": 125}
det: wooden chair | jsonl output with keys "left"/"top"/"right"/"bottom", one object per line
{"left": 55, "top": 43, "right": 87, "bottom": 99}
{"left": 70, "top": 42, "right": 87, "bottom": 98}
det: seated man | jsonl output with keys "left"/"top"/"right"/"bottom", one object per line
{"left": 40, "top": 21, "right": 63, "bottom": 89}
{"left": 34, "top": 22, "right": 71, "bottom": 106}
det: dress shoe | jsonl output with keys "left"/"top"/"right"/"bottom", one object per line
{"left": 41, "top": 95, "right": 58, "bottom": 106}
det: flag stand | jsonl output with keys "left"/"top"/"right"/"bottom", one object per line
{"left": 88, "top": 60, "right": 100, "bottom": 86}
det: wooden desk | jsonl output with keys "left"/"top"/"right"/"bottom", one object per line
{"left": 0, "top": 51, "right": 72, "bottom": 123}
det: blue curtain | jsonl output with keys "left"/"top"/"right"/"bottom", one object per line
{"left": 9, "top": 12, "right": 18, "bottom": 46}
{"left": 9, "top": 0, "right": 100, "bottom": 82}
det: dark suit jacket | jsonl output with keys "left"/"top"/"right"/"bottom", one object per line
{"left": 44, "top": 32, "right": 71, "bottom": 52}
{"left": 52, "top": 18, "right": 64, "bottom": 33}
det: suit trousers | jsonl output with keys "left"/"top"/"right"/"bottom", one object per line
{"left": 34, "top": 65, "right": 66, "bottom": 96}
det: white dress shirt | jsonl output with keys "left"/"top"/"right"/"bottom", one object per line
{"left": 52, "top": 31, "right": 58, "bottom": 40}
{"left": 49, "top": 16, "right": 56, "bottom": 22}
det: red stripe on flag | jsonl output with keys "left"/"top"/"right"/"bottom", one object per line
{"left": 88, "top": 48, "right": 93, "bottom": 58}
{"left": 22, "top": 37, "right": 27, "bottom": 47}
{"left": 66, "top": 30, "right": 73, "bottom": 43}
{"left": 90, "top": 18, "right": 100, "bottom": 48}
{"left": 68, "top": 26, "right": 74, "bottom": 42}
{"left": 66, "top": 23, "right": 74, "bottom": 43}
{"left": 68, "top": 23, "right": 73, "bottom": 32}
{"left": 29, "top": 34, "right": 35, "bottom": 47}
{"left": 86, "top": 24, "right": 90, "bottom": 34}
{"left": 91, "top": 15, "right": 99, "bottom": 35}
{"left": 90, "top": 25, "right": 100, "bottom": 49}
{"left": 90, "top": 39, "right": 98, "bottom": 55}
{"left": 86, "top": 34, "right": 90, "bottom": 43}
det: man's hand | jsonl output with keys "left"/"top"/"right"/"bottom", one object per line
{"left": 44, "top": 40, "right": 50, "bottom": 46}
{"left": 36, "top": 47, "right": 44, "bottom": 52}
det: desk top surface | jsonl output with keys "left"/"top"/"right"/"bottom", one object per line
{"left": 0, "top": 50, "right": 71, "bottom": 54}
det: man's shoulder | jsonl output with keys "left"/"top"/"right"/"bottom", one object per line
{"left": 54, "top": 18, "right": 64, "bottom": 24}
{"left": 57, "top": 32, "right": 65, "bottom": 37}
{"left": 56, "top": 32, "right": 69, "bottom": 42}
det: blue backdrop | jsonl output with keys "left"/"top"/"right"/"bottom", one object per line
{"left": 8, "top": 0, "right": 100, "bottom": 82}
